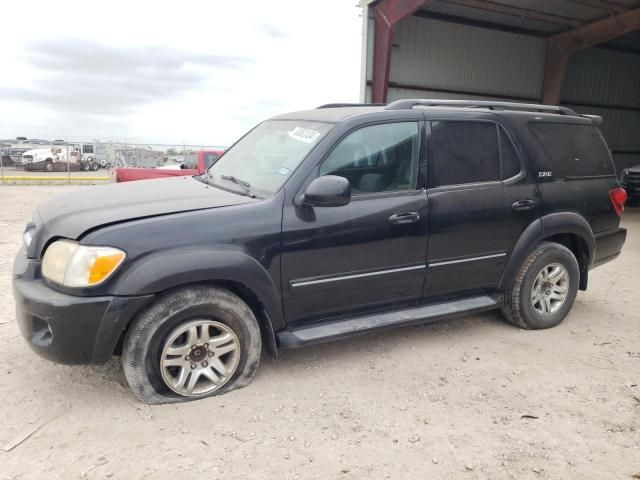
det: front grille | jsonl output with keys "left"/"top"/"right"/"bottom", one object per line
{"left": 22, "top": 155, "right": 33, "bottom": 162}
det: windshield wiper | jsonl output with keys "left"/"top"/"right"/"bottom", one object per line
{"left": 220, "top": 174, "right": 251, "bottom": 189}
{"left": 218, "top": 174, "right": 263, "bottom": 199}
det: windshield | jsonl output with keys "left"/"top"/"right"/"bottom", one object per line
{"left": 203, "top": 120, "right": 332, "bottom": 197}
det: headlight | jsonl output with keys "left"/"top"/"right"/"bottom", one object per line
{"left": 42, "top": 239, "right": 126, "bottom": 287}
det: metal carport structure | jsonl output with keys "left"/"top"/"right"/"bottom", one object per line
{"left": 359, "top": 0, "right": 640, "bottom": 171}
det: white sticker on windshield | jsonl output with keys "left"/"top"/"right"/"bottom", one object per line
{"left": 277, "top": 167, "right": 291, "bottom": 176}
{"left": 288, "top": 126, "right": 321, "bottom": 144}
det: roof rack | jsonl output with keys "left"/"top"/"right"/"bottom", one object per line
{"left": 317, "top": 103, "right": 386, "bottom": 109}
{"left": 384, "top": 99, "right": 577, "bottom": 116}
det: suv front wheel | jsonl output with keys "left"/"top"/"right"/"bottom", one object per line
{"left": 123, "top": 285, "right": 262, "bottom": 404}
{"left": 501, "top": 242, "right": 579, "bottom": 329}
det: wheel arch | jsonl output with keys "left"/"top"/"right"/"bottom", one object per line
{"left": 539, "top": 232, "right": 590, "bottom": 290}
{"left": 111, "top": 249, "right": 282, "bottom": 358}
{"left": 500, "top": 212, "right": 595, "bottom": 291}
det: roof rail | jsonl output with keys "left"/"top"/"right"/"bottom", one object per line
{"left": 317, "top": 102, "right": 386, "bottom": 109}
{"left": 384, "top": 99, "right": 577, "bottom": 116}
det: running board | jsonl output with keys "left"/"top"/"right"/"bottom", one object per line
{"left": 277, "top": 293, "right": 502, "bottom": 349}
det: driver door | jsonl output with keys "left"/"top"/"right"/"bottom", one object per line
{"left": 280, "top": 121, "right": 429, "bottom": 326}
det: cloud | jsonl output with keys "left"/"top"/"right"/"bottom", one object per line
{"left": 256, "top": 23, "right": 288, "bottom": 39}
{"left": 0, "top": 40, "right": 252, "bottom": 115}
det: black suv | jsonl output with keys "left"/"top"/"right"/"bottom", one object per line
{"left": 621, "top": 163, "right": 640, "bottom": 205}
{"left": 13, "top": 99, "right": 627, "bottom": 404}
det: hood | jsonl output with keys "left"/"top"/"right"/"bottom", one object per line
{"left": 35, "top": 176, "right": 257, "bottom": 248}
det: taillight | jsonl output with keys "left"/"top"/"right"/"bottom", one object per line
{"left": 609, "top": 187, "right": 627, "bottom": 217}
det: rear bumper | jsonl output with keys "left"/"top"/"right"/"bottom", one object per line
{"left": 592, "top": 227, "right": 627, "bottom": 268}
{"left": 13, "top": 252, "right": 154, "bottom": 365}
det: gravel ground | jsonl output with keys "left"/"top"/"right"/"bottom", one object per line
{"left": 1, "top": 186, "right": 639, "bottom": 480}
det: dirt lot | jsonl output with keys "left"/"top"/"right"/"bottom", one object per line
{"left": 1, "top": 186, "right": 639, "bottom": 480}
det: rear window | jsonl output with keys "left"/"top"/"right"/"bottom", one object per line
{"left": 528, "top": 122, "right": 614, "bottom": 178}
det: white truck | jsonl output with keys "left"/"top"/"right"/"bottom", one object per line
{"left": 21, "top": 147, "right": 79, "bottom": 172}
{"left": 22, "top": 145, "right": 99, "bottom": 171}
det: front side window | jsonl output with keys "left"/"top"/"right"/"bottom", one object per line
{"left": 206, "top": 120, "right": 333, "bottom": 197}
{"left": 432, "top": 121, "right": 500, "bottom": 186}
{"left": 319, "top": 122, "right": 419, "bottom": 194}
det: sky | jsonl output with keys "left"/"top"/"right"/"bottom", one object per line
{"left": 0, "top": 1, "right": 364, "bottom": 147}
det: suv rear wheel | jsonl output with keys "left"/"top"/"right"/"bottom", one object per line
{"left": 122, "top": 285, "right": 261, "bottom": 404}
{"left": 501, "top": 242, "right": 579, "bottom": 329}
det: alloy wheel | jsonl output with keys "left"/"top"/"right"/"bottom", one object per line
{"left": 160, "top": 320, "right": 240, "bottom": 397}
{"left": 530, "top": 262, "right": 569, "bottom": 316}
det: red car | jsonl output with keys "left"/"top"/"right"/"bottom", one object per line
{"left": 113, "top": 150, "right": 224, "bottom": 182}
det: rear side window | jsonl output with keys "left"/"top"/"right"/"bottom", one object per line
{"left": 529, "top": 123, "right": 614, "bottom": 178}
{"left": 431, "top": 121, "right": 500, "bottom": 186}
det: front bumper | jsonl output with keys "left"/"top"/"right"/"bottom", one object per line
{"left": 13, "top": 251, "right": 154, "bottom": 365}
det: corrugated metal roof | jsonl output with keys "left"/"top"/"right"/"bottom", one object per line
{"left": 422, "top": 0, "right": 640, "bottom": 28}
{"left": 417, "top": 0, "right": 640, "bottom": 52}
{"left": 488, "top": 0, "right": 608, "bottom": 22}
{"left": 422, "top": 1, "right": 563, "bottom": 33}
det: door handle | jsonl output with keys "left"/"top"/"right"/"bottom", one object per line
{"left": 389, "top": 212, "right": 421, "bottom": 224}
{"left": 512, "top": 199, "right": 537, "bottom": 212}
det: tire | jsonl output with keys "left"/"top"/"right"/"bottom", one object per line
{"left": 90, "top": 162, "right": 99, "bottom": 171}
{"left": 122, "top": 285, "right": 262, "bottom": 404}
{"left": 81, "top": 162, "right": 90, "bottom": 171}
{"left": 44, "top": 161, "right": 53, "bottom": 172}
{"left": 99, "top": 159, "right": 107, "bottom": 168}
{"left": 501, "top": 241, "right": 579, "bottom": 330}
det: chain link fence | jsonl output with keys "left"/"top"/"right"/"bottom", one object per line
{"left": 0, "top": 140, "right": 226, "bottom": 185}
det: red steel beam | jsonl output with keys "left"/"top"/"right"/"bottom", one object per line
{"left": 371, "top": 0, "right": 431, "bottom": 103}
{"left": 543, "top": 7, "right": 640, "bottom": 104}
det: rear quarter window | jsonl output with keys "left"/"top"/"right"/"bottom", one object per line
{"left": 528, "top": 122, "right": 614, "bottom": 178}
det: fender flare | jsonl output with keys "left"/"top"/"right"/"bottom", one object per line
{"left": 112, "top": 248, "right": 284, "bottom": 335}
{"left": 499, "top": 212, "right": 595, "bottom": 290}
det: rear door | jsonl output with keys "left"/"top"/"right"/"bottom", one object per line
{"left": 424, "top": 119, "right": 539, "bottom": 298}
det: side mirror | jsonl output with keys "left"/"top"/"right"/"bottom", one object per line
{"left": 304, "top": 175, "right": 351, "bottom": 207}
